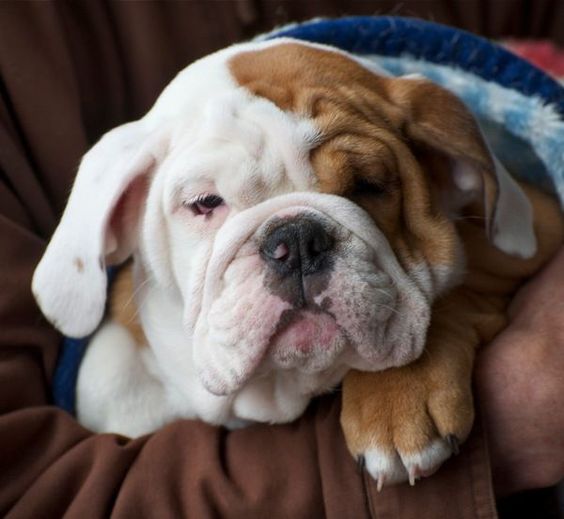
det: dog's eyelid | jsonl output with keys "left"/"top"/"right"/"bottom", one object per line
{"left": 351, "top": 177, "right": 389, "bottom": 197}
{"left": 182, "top": 193, "right": 225, "bottom": 216}
{"left": 187, "top": 192, "right": 223, "bottom": 205}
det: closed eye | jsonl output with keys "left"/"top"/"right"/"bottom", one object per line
{"left": 351, "top": 178, "right": 388, "bottom": 197}
{"left": 184, "top": 194, "right": 225, "bottom": 216}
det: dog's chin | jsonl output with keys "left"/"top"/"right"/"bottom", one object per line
{"left": 196, "top": 288, "right": 404, "bottom": 396}
{"left": 267, "top": 309, "right": 348, "bottom": 372}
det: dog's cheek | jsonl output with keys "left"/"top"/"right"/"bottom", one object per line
{"left": 322, "top": 257, "right": 395, "bottom": 358}
{"left": 164, "top": 214, "right": 215, "bottom": 299}
{"left": 208, "top": 285, "right": 290, "bottom": 347}
{"left": 317, "top": 236, "right": 432, "bottom": 371}
{"left": 209, "top": 256, "right": 290, "bottom": 345}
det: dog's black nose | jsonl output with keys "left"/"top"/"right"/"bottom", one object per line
{"left": 260, "top": 217, "right": 334, "bottom": 277}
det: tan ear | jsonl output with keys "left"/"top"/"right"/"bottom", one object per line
{"left": 383, "top": 76, "right": 536, "bottom": 259}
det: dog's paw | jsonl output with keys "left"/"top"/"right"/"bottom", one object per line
{"left": 341, "top": 369, "right": 474, "bottom": 489}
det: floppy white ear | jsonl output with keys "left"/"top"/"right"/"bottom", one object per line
{"left": 487, "top": 156, "right": 536, "bottom": 258}
{"left": 32, "top": 121, "right": 165, "bottom": 338}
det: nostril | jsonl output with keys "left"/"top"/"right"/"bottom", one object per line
{"left": 270, "top": 243, "right": 289, "bottom": 261}
{"left": 260, "top": 233, "right": 294, "bottom": 267}
{"left": 310, "top": 232, "right": 333, "bottom": 255}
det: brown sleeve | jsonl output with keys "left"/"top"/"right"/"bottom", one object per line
{"left": 368, "top": 417, "right": 498, "bottom": 519}
{"left": 0, "top": 2, "right": 497, "bottom": 518}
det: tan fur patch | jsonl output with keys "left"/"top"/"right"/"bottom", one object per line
{"left": 73, "top": 257, "right": 84, "bottom": 273}
{"left": 108, "top": 262, "right": 147, "bottom": 346}
{"left": 229, "top": 43, "right": 496, "bottom": 273}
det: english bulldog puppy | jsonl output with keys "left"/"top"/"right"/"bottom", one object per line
{"left": 32, "top": 38, "right": 563, "bottom": 487}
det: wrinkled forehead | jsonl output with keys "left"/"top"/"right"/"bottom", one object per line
{"left": 151, "top": 38, "right": 389, "bottom": 207}
{"left": 166, "top": 92, "right": 319, "bottom": 204}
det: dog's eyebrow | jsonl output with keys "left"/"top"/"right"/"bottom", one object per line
{"left": 166, "top": 165, "right": 270, "bottom": 212}
{"left": 167, "top": 172, "right": 218, "bottom": 207}
{"left": 230, "top": 174, "right": 271, "bottom": 208}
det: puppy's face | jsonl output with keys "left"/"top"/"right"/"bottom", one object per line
{"left": 33, "top": 39, "right": 535, "bottom": 400}
{"left": 152, "top": 111, "right": 425, "bottom": 395}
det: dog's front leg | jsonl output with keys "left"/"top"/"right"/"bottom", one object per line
{"left": 340, "top": 291, "right": 505, "bottom": 488}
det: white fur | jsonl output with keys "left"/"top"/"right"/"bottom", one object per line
{"left": 33, "top": 38, "right": 535, "bottom": 438}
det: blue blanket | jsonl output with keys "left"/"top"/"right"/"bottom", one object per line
{"left": 53, "top": 16, "right": 564, "bottom": 414}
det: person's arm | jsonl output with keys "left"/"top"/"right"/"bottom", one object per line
{"left": 476, "top": 246, "right": 564, "bottom": 497}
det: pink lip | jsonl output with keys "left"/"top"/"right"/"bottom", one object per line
{"left": 272, "top": 311, "right": 340, "bottom": 354}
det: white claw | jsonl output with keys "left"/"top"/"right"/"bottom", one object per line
{"left": 408, "top": 466, "right": 417, "bottom": 486}
{"left": 377, "top": 474, "right": 385, "bottom": 492}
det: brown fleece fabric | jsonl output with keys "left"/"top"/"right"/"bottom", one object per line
{"left": 0, "top": 2, "right": 497, "bottom": 518}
